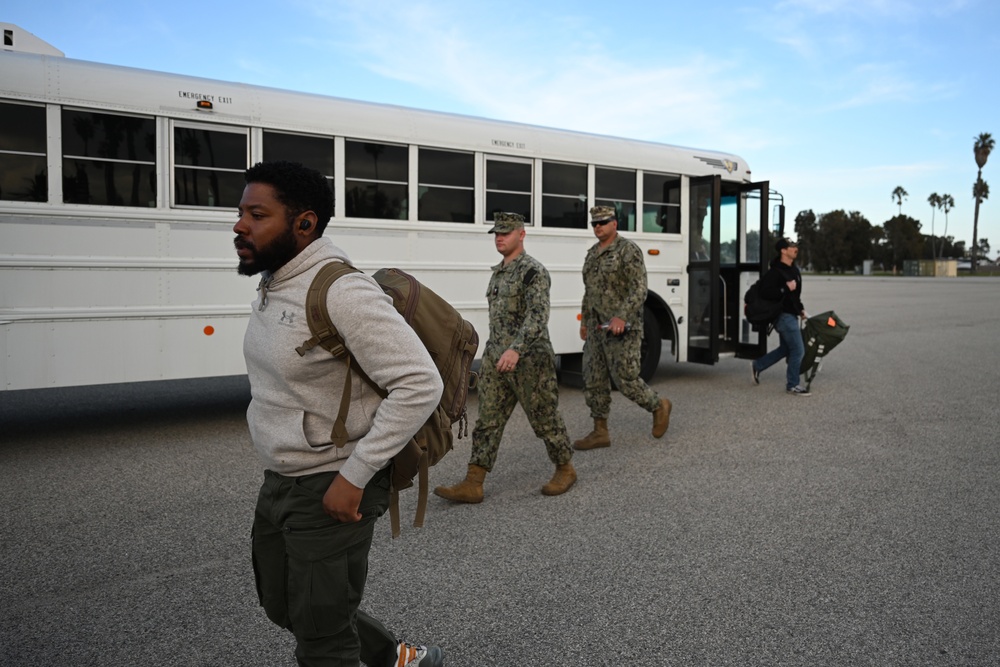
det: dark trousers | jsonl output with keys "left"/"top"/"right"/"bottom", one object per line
{"left": 252, "top": 467, "right": 395, "bottom": 667}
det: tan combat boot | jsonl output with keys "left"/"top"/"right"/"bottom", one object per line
{"left": 573, "top": 419, "right": 610, "bottom": 450}
{"left": 652, "top": 398, "right": 672, "bottom": 438}
{"left": 433, "top": 464, "right": 487, "bottom": 503}
{"left": 541, "top": 462, "right": 577, "bottom": 496}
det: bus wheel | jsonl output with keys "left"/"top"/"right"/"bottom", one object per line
{"left": 639, "top": 304, "right": 662, "bottom": 381}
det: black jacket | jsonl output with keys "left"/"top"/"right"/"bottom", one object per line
{"left": 759, "top": 257, "right": 804, "bottom": 316}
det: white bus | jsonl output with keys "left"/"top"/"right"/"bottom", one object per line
{"left": 0, "top": 24, "right": 781, "bottom": 392}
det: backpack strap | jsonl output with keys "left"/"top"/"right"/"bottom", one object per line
{"left": 389, "top": 488, "right": 402, "bottom": 538}
{"left": 296, "top": 261, "right": 362, "bottom": 358}
{"left": 414, "top": 456, "right": 430, "bottom": 529}
{"left": 296, "top": 261, "right": 375, "bottom": 447}
{"left": 388, "top": 448, "right": 429, "bottom": 539}
{"left": 329, "top": 358, "right": 352, "bottom": 448}
{"left": 326, "top": 352, "right": 387, "bottom": 448}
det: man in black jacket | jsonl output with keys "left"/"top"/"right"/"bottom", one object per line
{"left": 750, "top": 238, "right": 811, "bottom": 395}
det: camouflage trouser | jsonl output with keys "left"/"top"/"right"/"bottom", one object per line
{"left": 583, "top": 326, "right": 660, "bottom": 420}
{"left": 470, "top": 349, "right": 572, "bottom": 471}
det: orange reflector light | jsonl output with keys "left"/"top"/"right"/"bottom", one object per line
{"left": 196, "top": 100, "right": 213, "bottom": 110}
{"left": 648, "top": 248, "right": 660, "bottom": 256}
{"left": 827, "top": 317, "right": 836, "bottom": 327}
{"left": 204, "top": 325, "right": 215, "bottom": 336}
{"left": 576, "top": 313, "right": 582, "bottom": 321}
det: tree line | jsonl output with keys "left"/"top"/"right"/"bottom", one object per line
{"left": 792, "top": 133, "right": 994, "bottom": 273}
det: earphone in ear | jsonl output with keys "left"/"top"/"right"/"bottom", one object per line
{"left": 299, "top": 219, "right": 312, "bottom": 231}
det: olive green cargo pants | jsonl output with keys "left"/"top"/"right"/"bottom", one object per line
{"left": 251, "top": 467, "right": 395, "bottom": 667}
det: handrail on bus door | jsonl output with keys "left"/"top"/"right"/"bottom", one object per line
{"left": 719, "top": 275, "right": 727, "bottom": 340}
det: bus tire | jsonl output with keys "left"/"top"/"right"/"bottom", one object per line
{"left": 639, "top": 304, "right": 661, "bottom": 381}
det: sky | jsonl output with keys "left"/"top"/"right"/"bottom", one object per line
{"left": 5, "top": 0, "right": 999, "bottom": 253}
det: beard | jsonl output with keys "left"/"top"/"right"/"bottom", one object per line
{"left": 234, "top": 224, "right": 299, "bottom": 276}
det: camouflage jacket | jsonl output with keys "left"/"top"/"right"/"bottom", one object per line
{"left": 485, "top": 252, "right": 553, "bottom": 357}
{"left": 581, "top": 234, "right": 647, "bottom": 329}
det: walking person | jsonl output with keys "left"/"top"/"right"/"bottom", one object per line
{"left": 573, "top": 206, "right": 672, "bottom": 451}
{"left": 234, "top": 160, "right": 446, "bottom": 666}
{"left": 434, "top": 212, "right": 576, "bottom": 503}
{"left": 750, "top": 237, "right": 811, "bottom": 395}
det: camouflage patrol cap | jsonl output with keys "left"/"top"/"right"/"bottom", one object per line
{"left": 488, "top": 211, "right": 525, "bottom": 234}
{"left": 589, "top": 205, "right": 617, "bottom": 223}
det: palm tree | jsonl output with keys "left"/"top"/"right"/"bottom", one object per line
{"left": 927, "top": 192, "right": 941, "bottom": 258}
{"left": 975, "top": 236, "right": 991, "bottom": 262}
{"left": 972, "top": 179, "right": 990, "bottom": 263}
{"left": 972, "top": 133, "right": 995, "bottom": 273}
{"left": 892, "top": 186, "right": 908, "bottom": 215}
{"left": 938, "top": 194, "right": 955, "bottom": 259}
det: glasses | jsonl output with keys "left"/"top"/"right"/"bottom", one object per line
{"left": 591, "top": 219, "right": 615, "bottom": 227}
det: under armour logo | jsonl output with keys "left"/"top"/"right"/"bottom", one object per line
{"left": 280, "top": 310, "right": 295, "bottom": 324}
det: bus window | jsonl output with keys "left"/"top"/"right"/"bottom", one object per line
{"left": 743, "top": 194, "right": 762, "bottom": 264}
{"left": 345, "top": 140, "right": 408, "bottom": 220}
{"left": 62, "top": 109, "right": 156, "bottom": 207}
{"left": 263, "top": 131, "right": 335, "bottom": 201}
{"left": 418, "top": 148, "right": 474, "bottom": 223}
{"left": 690, "top": 180, "right": 712, "bottom": 261}
{"left": 486, "top": 158, "right": 532, "bottom": 223}
{"left": 541, "top": 161, "right": 587, "bottom": 229}
{"left": 173, "top": 125, "right": 247, "bottom": 208}
{"left": 720, "top": 194, "right": 738, "bottom": 265}
{"left": 0, "top": 101, "right": 47, "bottom": 202}
{"left": 263, "top": 131, "right": 334, "bottom": 178}
{"left": 595, "top": 166, "right": 637, "bottom": 231}
{"left": 642, "top": 172, "right": 681, "bottom": 234}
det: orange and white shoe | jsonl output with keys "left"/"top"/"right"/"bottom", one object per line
{"left": 395, "top": 640, "right": 444, "bottom": 667}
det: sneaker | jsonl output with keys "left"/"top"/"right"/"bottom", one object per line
{"left": 787, "top": 385, "right": 811, "bottom": 396}
{"left": 396, "top": 641, "right": 444, "bottom": 667}
{"left": 750, "top": 363, "right": 760, "bottom": 385}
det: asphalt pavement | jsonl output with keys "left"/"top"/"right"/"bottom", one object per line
{"left": 2, "top": 276, "right": 999, "bottom": 666}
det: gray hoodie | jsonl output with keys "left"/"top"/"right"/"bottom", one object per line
{"left": 242, "top": 237, "right": 443, "bottom": 488}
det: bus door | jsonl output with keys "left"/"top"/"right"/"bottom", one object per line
{"left": 734, "top": 181, "right": 770, "bottom": 360}
{"left": 687, "top": 175, "right": 720, "bottom": 364}
{"left": 687, "top": 177, "right": 770, "bottom": 364}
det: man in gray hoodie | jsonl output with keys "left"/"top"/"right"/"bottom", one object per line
{"left": 234, "top": 161, "right": 445, "bottom": 667}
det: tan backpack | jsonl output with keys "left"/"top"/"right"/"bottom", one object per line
{"left": 296, "top": 262, "right": 479, "bottom": 536}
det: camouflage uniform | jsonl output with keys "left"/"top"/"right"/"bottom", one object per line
{"left": 470, "top": 252, "right": 573, "bottom": 471}
{"left": 581, "top": 233, "right": 661, "bottom": 419}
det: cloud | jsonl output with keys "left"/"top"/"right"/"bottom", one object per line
{"left": 775, "top": 0, "right": 969, "bottom": 20}
{"left": 748, "top": 0, "right": 966, "bottom": 114}
{"left": 821, "top": 62, "right": 960, "bottom": 110}
{"left": 760, "top": 0, "right": 974, "bottom": 65}
{"left": 303, "top": 0, "right": 759, "bottom": 145}
{"left": 820, "top": 160, "right": 941, "bottom": 182}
